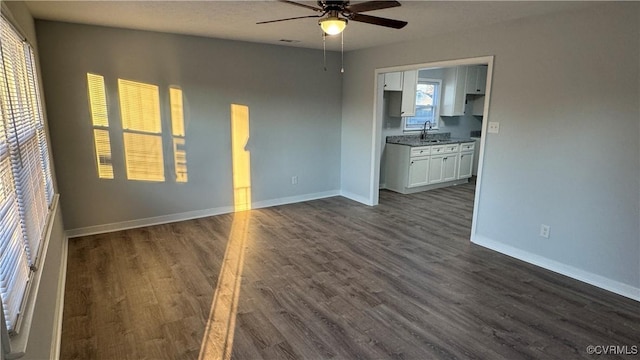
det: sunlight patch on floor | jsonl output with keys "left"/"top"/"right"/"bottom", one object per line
{"left": 198, "top": 104, "right": 252, "bottom": 359}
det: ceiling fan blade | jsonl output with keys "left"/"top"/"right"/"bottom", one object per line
{"left": 346, "top": 1, "right": 401, "bottom": 13}
{"left": 278, "top": 0, "right": 324, "bottom": 13}
{"left": 257, "top": 15, "right": 322, "bottom": 24}
{"left": 349, "top": 13, "right": 407, "bottom": 29}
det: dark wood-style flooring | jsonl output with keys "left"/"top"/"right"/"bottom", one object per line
{"left": 61, "top": 183, "right": 640, "bottom": 359}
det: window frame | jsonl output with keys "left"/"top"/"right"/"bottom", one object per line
{"left": 0, "top": 10, "right": 56, "bottom": 358}
{"left": 403, "top": 78, "right": 442, "bottom": 132}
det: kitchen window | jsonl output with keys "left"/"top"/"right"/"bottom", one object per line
{"left": 404, "top": 79, "right": 441, "bottom": 131}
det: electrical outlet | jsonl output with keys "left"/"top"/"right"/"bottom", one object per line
{"left": 540, "top": 224, "right": 550, "bottom": 239}
{"left": 291, "top": 176, "right": 298, "bottom": 185}
{"left": 488, "top": 121, "right": 500, "bottom": 134}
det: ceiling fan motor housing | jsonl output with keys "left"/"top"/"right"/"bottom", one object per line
{"left": 319, "top": 1, "right": 350, "bottom": 12}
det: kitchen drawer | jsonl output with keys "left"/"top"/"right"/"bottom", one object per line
{"left": 410, "top": 146, "right": 430, "bottom": 157}
{"left": 431, "top": 144, "right": 459, "bottom": 155}
{"left": 459, "top": 142, "right": 475, "bottom": 152}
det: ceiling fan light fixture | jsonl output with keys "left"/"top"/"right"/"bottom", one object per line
{"left": 319, "top": 16, "right": 347, "bottom": 35}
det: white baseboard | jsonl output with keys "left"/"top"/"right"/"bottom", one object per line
{"left": 66, "top": 190, "right": 341, "bottom": 238}
{"left": 252, "top": 190, "right": 339, "bottom": 210}
{"left": 471, "top": 234, "right": 640, "bottom": 302}
{"left": 66, "top": 205, "right": 235, "bottom": 238}
{"left": 340, "top": 190, "right": 373, "bottom": 205}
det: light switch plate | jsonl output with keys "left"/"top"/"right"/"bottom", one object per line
{"left": 488, "top": 121, "right": 500, "bottom": 134}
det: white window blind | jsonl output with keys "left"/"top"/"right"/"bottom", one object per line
{"left": 0, "top": 15, "right": 54, "bottom": 334}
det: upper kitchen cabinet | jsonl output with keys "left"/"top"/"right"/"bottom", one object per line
{"left": 383, "top": 72, "right": 403, "bottom": 91}
{"left": 465, "top": 65, "right": 488, "bottom": 95}
{"left": 387, "top": 70, "right": 418, "bottom": 117}
{"left": 440, "top": 66, "right": 467, "bottom": 116}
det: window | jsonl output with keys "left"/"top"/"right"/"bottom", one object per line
{"left": 404, "top": 79, "right": 441, "bottom": 131}
{"left": 0, "top": 15, "right": 54, "bottom": 335}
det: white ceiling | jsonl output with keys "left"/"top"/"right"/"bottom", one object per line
{"left": 25, "top": 1, "right": 596, "bottom": 52}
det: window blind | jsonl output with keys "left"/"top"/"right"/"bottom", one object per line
{"left": 0, "top": 15, "right": 54, "bottom": 333}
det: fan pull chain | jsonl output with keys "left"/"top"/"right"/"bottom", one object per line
{"left": 322, "top": 32, "right": 327, "bottom": 71}
{"left": 341, "top": 32, "right": 344, "bottom": 73}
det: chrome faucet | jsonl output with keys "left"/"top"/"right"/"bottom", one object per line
{"left": 420, "top": 120, "right": 432, "bottom": 140}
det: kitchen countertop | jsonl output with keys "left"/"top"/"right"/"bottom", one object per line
{"left": 386, "top": 134, "right": 474, "bottom": 147}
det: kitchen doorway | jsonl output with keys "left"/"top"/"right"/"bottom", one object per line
{"left": 370, "top": 56, "right": 494, "bottom": 239}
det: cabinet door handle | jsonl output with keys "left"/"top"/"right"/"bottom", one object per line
{"left": 411, "top": 161, "right": 414, "bottom": 164}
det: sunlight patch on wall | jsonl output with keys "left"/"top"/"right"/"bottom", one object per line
{"left": 122, "top": 132, "right": 165, "bottom": 182}
{"left": 118, "top": 79, "right": 165, "bottom": 182}
{"left": 87, "top": 73, "right": 114, "bottom": 179}
{"left": 87, "top": 74, "right": 189, "bottom": 183}
{"left": 170, "top": 87, "right": 188, "bottom": 183}
{"left": 198, "top": 104, "right": 253, "bottom": 359}
{"left": 230, "top": 104, "right": 251, "bottom": 211}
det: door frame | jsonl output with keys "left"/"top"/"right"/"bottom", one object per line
{"left": 370, "top": 55, "right": 495, "bottom": 238}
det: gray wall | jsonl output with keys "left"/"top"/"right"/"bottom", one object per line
{"left": 36, "top": 21, "right": 343, "bottom": 231}
{"left": 341, "top": 3, "right": 640, "bottom": 292}
{"left": 2, "top": 2, "right": 67, "bottom": 359}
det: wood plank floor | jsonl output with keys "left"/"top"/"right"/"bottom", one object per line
{"left": 60, "top": 183, "right": 640, "bottom": 359}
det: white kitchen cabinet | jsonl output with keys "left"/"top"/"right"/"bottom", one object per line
{"left": 388, "top": 69, "right": 418, "bottom": 117}
{"left": 427, "top": 154, "right": 444, "bottom": 184}
{"left": 440, "top": 66, "right": 467, "bottom": 116}
{"left": 465, "top": 65, "right": 488, "bottom": 95}
{"left": 385, "top": 142, "right": 469, "bottom": 194}
{"left": 459, "top": 142, "right": 475, "bottom": 152}
{"left": 457, "top": 142, "right": 475, "bottom": 179}
{"left": 428, "top": 144, "right": 459, "bottom": 184}
{"left": 408, "top": 156, "right": 430, "bottom": 187}
{"left": 400, "top": 70, "right": 417, "bottom": 117}
{"left": 458, "top": 151, "right": 474, "bottom": 179}
{"left": 383, "top": 72, "right": 403, "bottom": 91}
{"left": 471, "top": 138, "right": 481, "bottom": 176}
{"left": 428, "top": 154, "right": 457, "bottom": 183}
{"left": 442, "top": 155, "right": 457, "bottom": 182}
{"left": 386, "top": 144, "right": 430, "bottom": 192}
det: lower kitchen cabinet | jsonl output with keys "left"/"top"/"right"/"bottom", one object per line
{"left": 385, "top": 141, "right": 474, "bottom": 194}
{"left": 429, "top": 154, "right": 457, "bottom": 184}
{"left": 408, "top": 156, "right": 430, "bottom": 188}
{"left": 458, "top": 151, "right": 473, "bottom": 179}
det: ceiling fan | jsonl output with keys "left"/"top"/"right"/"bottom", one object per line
{"left": 257, "top": 0, "right": 408, "bottom": 35}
